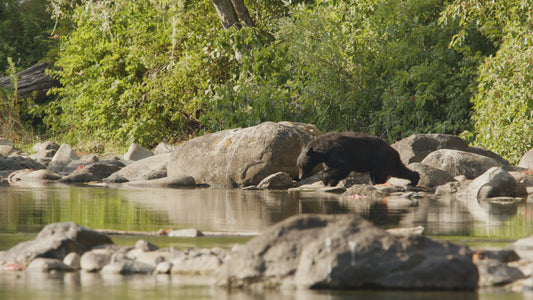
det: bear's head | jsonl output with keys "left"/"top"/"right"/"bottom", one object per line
{"left": 297, "top": 146, "right": 324, "bottom": 180}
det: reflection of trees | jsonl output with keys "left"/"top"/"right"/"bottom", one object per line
{"left": 0, "top": 185, "right": 166, "bottom": 233}
{"left": 2, "top": 185, "right": 533, "bottom": 240}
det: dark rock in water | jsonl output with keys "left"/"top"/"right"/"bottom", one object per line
{"left": 0, "top": 156, "right": 45, "bottom": 171}
{"left": 0, "top": 222, "right": 113, "bottom": 266}
{"left": 58, "top": 172, "right": 99, "bottom": 183}
{"left": 59, "top": 162, "right": 123, "bottom": 183}
{"left": 217, "top": 214, "right": 478, "bottom": 290}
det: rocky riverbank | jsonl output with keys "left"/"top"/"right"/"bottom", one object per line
{"left": 3, "top": 121, "right": 533, "bottom": 291}
{"left": 1, "top": 215, "right": 533, "bottom": 292}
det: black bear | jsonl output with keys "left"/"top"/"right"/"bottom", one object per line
{"left": 297, "top": 132, "right": 419, "bottom": 186}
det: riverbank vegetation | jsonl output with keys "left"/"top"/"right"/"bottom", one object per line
{"left": 1, "top": 0, "right": 532, "bottom": 163}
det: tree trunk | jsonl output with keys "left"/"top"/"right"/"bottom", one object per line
{"left": 230, "top": 0, "right": 254, "bottom": 27}
{"left": 211, "top": 0, "right": 241, "bottom": 29}
{"left": 0, "top": 62, "right": 58, "bottom": 103}
{"left": 211, "top": 0, "right": 254, "bottom": 29}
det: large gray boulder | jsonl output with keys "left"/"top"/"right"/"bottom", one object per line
{"left": 217, "top": 214, "right": 478, "bottom": 290}
{"left": 421, "top": 149, "right": 504, "bottom": 179}
{"left": 391, "top": 134, "right": 469, "bottom": 165}
{"left": 168, "top": 122, "right": 318, "bottom": 187}
{"left": 0, "top": 222, "right": 113, "bottom": 266}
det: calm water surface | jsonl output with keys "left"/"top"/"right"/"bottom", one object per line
{"left": 1, "top": 183, "right": 533, "bottom": 299}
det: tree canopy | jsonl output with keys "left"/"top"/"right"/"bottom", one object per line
{"left": 2, "top": 0, "right": 533, "bottom": 163}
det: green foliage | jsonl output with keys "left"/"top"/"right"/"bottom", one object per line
{"left": 0, "top": 0, "right": 56, "bottom": 75}
{"left": 0, "top": 58, "right": 35, "bottom": 143}
{"left": 205, "top": 0, "right": 486, "bottom": 142}
{"left": 48, "top": 0, "right": 233, "bottom": 148}
{"left": 444, "top": 0, "right": 533, "bottom": 164}
{"left": 46, "top": 0, "right": 509, "bottom": 151}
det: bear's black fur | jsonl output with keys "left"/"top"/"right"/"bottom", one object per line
{"left": 297, "top": 132, "right": 419, "bottom": 187}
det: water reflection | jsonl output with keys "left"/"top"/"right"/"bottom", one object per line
{"left": 0, "top": 271, "right": 485, "bottom": 300}
{"left": 1, "top": 185, "right": 533, "bottom": 240}
{"left": 3, "top": 185, "right": 533, "bottom": 300}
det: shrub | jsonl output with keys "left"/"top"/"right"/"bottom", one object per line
{"left": 443, "top": 0, "right": 533, "bottom": 164}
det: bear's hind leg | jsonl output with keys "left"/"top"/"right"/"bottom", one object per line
{"left": 369, "top": 170, "right": 389, "bottom": 185}
{"left": 322, "top": 167, "right": 350, "bottom": 186}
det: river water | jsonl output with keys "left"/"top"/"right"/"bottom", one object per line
{"left": 1, "top": 183, "right": 533, "bottom": 299}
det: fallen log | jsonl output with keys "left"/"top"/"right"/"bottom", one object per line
{"left": 0, "top": 62, "right": 59, "bottom": 103}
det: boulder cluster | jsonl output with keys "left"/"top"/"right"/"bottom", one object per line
{"left": 4, "top": 121, "right": 533, "bottom": 291}
{"left": 2, "top": 215, "right": 533, "bottom": 291}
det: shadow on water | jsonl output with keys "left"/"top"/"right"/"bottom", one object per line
{"left": 2, "top": 184, "right": 533, "bottom": 299}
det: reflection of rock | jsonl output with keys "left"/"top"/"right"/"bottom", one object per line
{"left": 217, "top": 214, "right": 478, "bottom": 290}
{"left": 121, "top": 189, "right": 291, "bottom": 233}
{"left": 455, "top": 167, "right": 523, "bottom": 223}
